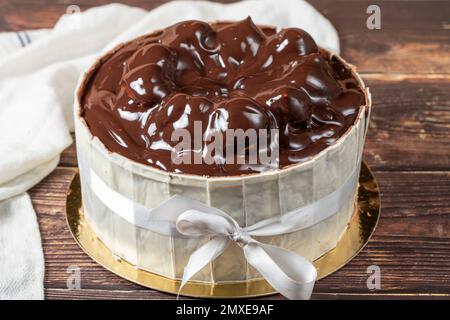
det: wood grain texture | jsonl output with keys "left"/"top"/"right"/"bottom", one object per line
{"left": 44, "top": 289, "right": 450, "bottom": 300}
{"left": 363, "top": 78, "right": 450, "bottom": 171}
{"left": 4, "top": 0, "right": 450, "bottom": 299}
{"left": 0, "top": 0, "right": 449, "bottom": 74}
{"left": 313, "top": 0, "right": 450, "bottom": 75}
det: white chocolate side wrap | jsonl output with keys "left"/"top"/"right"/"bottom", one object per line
{"left": 74, "top": 48, "right": 371, "bottom": 283}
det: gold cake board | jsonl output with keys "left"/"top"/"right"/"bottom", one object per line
{"left": 65, "top": 162, "right": 380, "bottom": 298}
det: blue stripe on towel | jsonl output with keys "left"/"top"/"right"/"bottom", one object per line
{"left": 16, "top": 32, "right": 26, "bottom": 47}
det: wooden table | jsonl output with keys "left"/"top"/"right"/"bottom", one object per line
{"left": 2, "top": 0, "right": 449, "bottom": 299}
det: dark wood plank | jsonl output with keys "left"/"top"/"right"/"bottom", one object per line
{"left": 29, "top": 167, "right": 450, "bottom": 298}
{"left": 0, "top": 0, "right": 164, "bottom": 31}
{"left": 0, "top": 0, "right": 448, "bottom": 74}
{"left": 44, "top": 288, "right": 185, "bottom": 300}
{"left": 374, "top": 171, "right": 450, "bottom": 238}
{"left": 59, "top": 134, "right": 77, "bottom": 167}
{"left": 363, "top": 77, "right": 450, "bottom": 171}
{"left": 44, "top": 288, "right": 450, "bottom": 300}
{"left": 313, "top": 0, "right": 450, "bottom": 74}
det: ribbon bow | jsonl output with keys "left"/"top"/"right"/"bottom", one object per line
{"left": 176, "top": 209, "right": 317, "bottom": 300}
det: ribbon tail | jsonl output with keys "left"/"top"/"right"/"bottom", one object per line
{"left": 243, "top": 242, "right": 317, "bottom": 300}
{"left": 178, "top": 236, "right": 230, "bottom": 297}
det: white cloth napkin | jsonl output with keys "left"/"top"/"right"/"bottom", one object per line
{"left": 0, "top": 0, "right": 338, "bottom": 299}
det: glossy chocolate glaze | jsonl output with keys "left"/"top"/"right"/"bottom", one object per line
{"left": 81, "top": 18, "right": 365, "bottom": 176}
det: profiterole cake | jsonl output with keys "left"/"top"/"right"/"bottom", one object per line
{"left": 74, "top": 17, "right": 371, "bottom": 284}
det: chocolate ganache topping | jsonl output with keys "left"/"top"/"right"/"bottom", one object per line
{"left": 81, "top": 17, "right": 365, "bottom": 176}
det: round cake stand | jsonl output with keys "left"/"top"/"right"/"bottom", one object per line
{"left": 65, "top": 161, "right": 380, "bottom": 298}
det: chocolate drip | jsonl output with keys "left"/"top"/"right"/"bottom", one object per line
{"left": 81, "top": 17, "right": 365, "bottom": 176}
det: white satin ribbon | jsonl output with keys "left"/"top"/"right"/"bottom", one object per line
{"left": 176, "top": 209, "right": 317, "bottom": 300}
{"left": 78, "top": 153, "right": 359, "bottom": 299}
